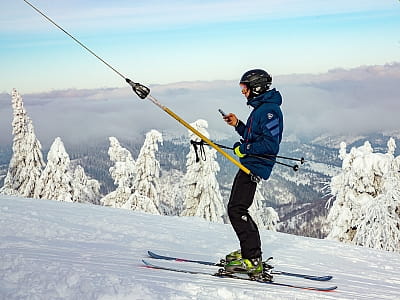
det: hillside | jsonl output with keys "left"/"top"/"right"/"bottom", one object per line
{"left": 1, "top": 195, "right": 399, "bottom": 299}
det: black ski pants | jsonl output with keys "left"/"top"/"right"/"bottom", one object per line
{"left": 227, "top": 169, "right": 261, "bottom": 259}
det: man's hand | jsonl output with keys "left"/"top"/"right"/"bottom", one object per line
{"left": 223, "top": 113, "right": 238, "bottom": 127}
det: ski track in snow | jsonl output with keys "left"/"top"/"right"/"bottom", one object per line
{"left": 1, "top": 196, "right": 400, "bottom": 300}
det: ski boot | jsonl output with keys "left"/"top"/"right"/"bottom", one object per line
{"left": 224, "top": 257, "right": 264, "bottom": 278}
{"left": 223, "top": 250, "right": 242, "bottom": 264}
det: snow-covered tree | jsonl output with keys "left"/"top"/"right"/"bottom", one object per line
{"left": 34, "top": 137, "right": 74, "bottom": 202}
{"left": 263, "top": 207, "right": 280, "bottom": 231}
{"left": 101, "top": 137, "right": 136, "bottom": 208}
{"left": 181, "top": 120, "right": 225, "bottom": 223}
{"left": 124, "top": 130, "right": 162, "bottom": 215}
{"left": 0, "top": 89, "right": 45, "bottom": 197}
{"left": 72, "top": 165, "right": 101, "bottom": 205}
{"left": 159, "top": 169, "right": 185, "bottom": 216}
{"left": 327, "top": 138, "right": 400, "bottom": 252}
{"left": 250, "top": 184, "right": 279, "bottom": 231}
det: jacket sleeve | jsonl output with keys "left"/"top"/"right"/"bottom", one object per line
{"left": 235, "top": 120, "right": 246, "bottom": 137}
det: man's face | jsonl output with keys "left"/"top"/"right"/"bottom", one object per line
{"left": 240, "top": 84, "right": 250, "bottom": 99}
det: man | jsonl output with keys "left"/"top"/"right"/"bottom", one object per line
{"left": 222, "top": 69, "right": 283, "bottom": 276}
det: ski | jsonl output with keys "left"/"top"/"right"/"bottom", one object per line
{"left": 142, "top": 260, "right": 338, "bottom": 292}
{"left": 147, "top": 250, "right": 332, "bottom": 281}
{"left": 148, "top": 250, "right": 218, "bottom": 266}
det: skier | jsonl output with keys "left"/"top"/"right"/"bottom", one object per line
{"left": 222, "top": 69, "right": 283, "bottom": 276}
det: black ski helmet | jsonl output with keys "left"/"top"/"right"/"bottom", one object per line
{"left": 240, "top": 69, "right": 272, "bottom": 99}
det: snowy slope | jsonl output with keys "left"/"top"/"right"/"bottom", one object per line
{"left": 1, "top": 195, "right": 400, "bottom": 300}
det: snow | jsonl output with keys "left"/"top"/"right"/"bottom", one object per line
{"left": 1, "top": 195, "right": 400, "bottom": 299}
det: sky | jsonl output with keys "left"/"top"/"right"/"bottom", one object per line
{"left": 0, "top": 0, "right": 399, "bottom": 92}
{"left": 0, "top": 1, "right": 399, "bottom": 147}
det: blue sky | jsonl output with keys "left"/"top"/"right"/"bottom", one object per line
{"left": 0, "top": 0, "right": 399, "bottom": 93}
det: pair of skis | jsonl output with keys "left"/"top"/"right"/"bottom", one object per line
{"left": 142, "top": 251, "right": 337, "bottom": 292}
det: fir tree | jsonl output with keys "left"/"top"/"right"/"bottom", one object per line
{"left": 181, "top": 120, "right": 225, "bottom": 223}
{"left": 0, "top": 89, "right": 45, "bottom": 197}
{"left": 159, "top": 169, "right": 185, "bottom": 216}
{"left": 250, "top": 184, "right": 280, "bottom": 231}
{"left": 34, "top": 137, "right": 74, "bottom": 202}
{"left": 124, "top": 130, "right": 162, "bottom": 215}
{"left": 327, "top": 138, "right": 400, "bottom": 252}
{"left": 72, "top": 165, "right": 101, "bottom": 205}
{"left": 101, "top": 137, "right": 136, "bottom": 208}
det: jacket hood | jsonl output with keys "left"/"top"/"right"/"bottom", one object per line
{"left": 246, "top": 88, "right": 282, "bottom": 108}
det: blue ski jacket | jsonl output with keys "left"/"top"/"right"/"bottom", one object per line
{"left": 235, "top": 88, "right": 283, "bottom": 179}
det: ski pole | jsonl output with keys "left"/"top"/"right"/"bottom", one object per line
{"left": 206, "top": 141, "right": 304, "bottom": 164}
{"left": 190, "top": 140, "right": 302, "bottom": 171}
{"left": 247, "top": 154, "right": 300, "bottom": 172}
{"left": 261, "top": 154, "right": 305, "bottom": 164}
{"left": 22, "top": 0, "right": 259, "bottom": 181}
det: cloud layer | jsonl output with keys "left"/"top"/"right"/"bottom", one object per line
{"left": 1, "top": 63, "right": 399, "bottom": 147}
{"left": 278, "top": 63, "right": 400, "bottom": 136}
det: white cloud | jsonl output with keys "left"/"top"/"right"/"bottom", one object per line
{"left": 1, "top": 63, "right": 399, "bottom": 147}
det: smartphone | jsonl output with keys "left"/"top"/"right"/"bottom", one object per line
{"left": 218, "top": 109, "right": 227, "bottom": 117}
